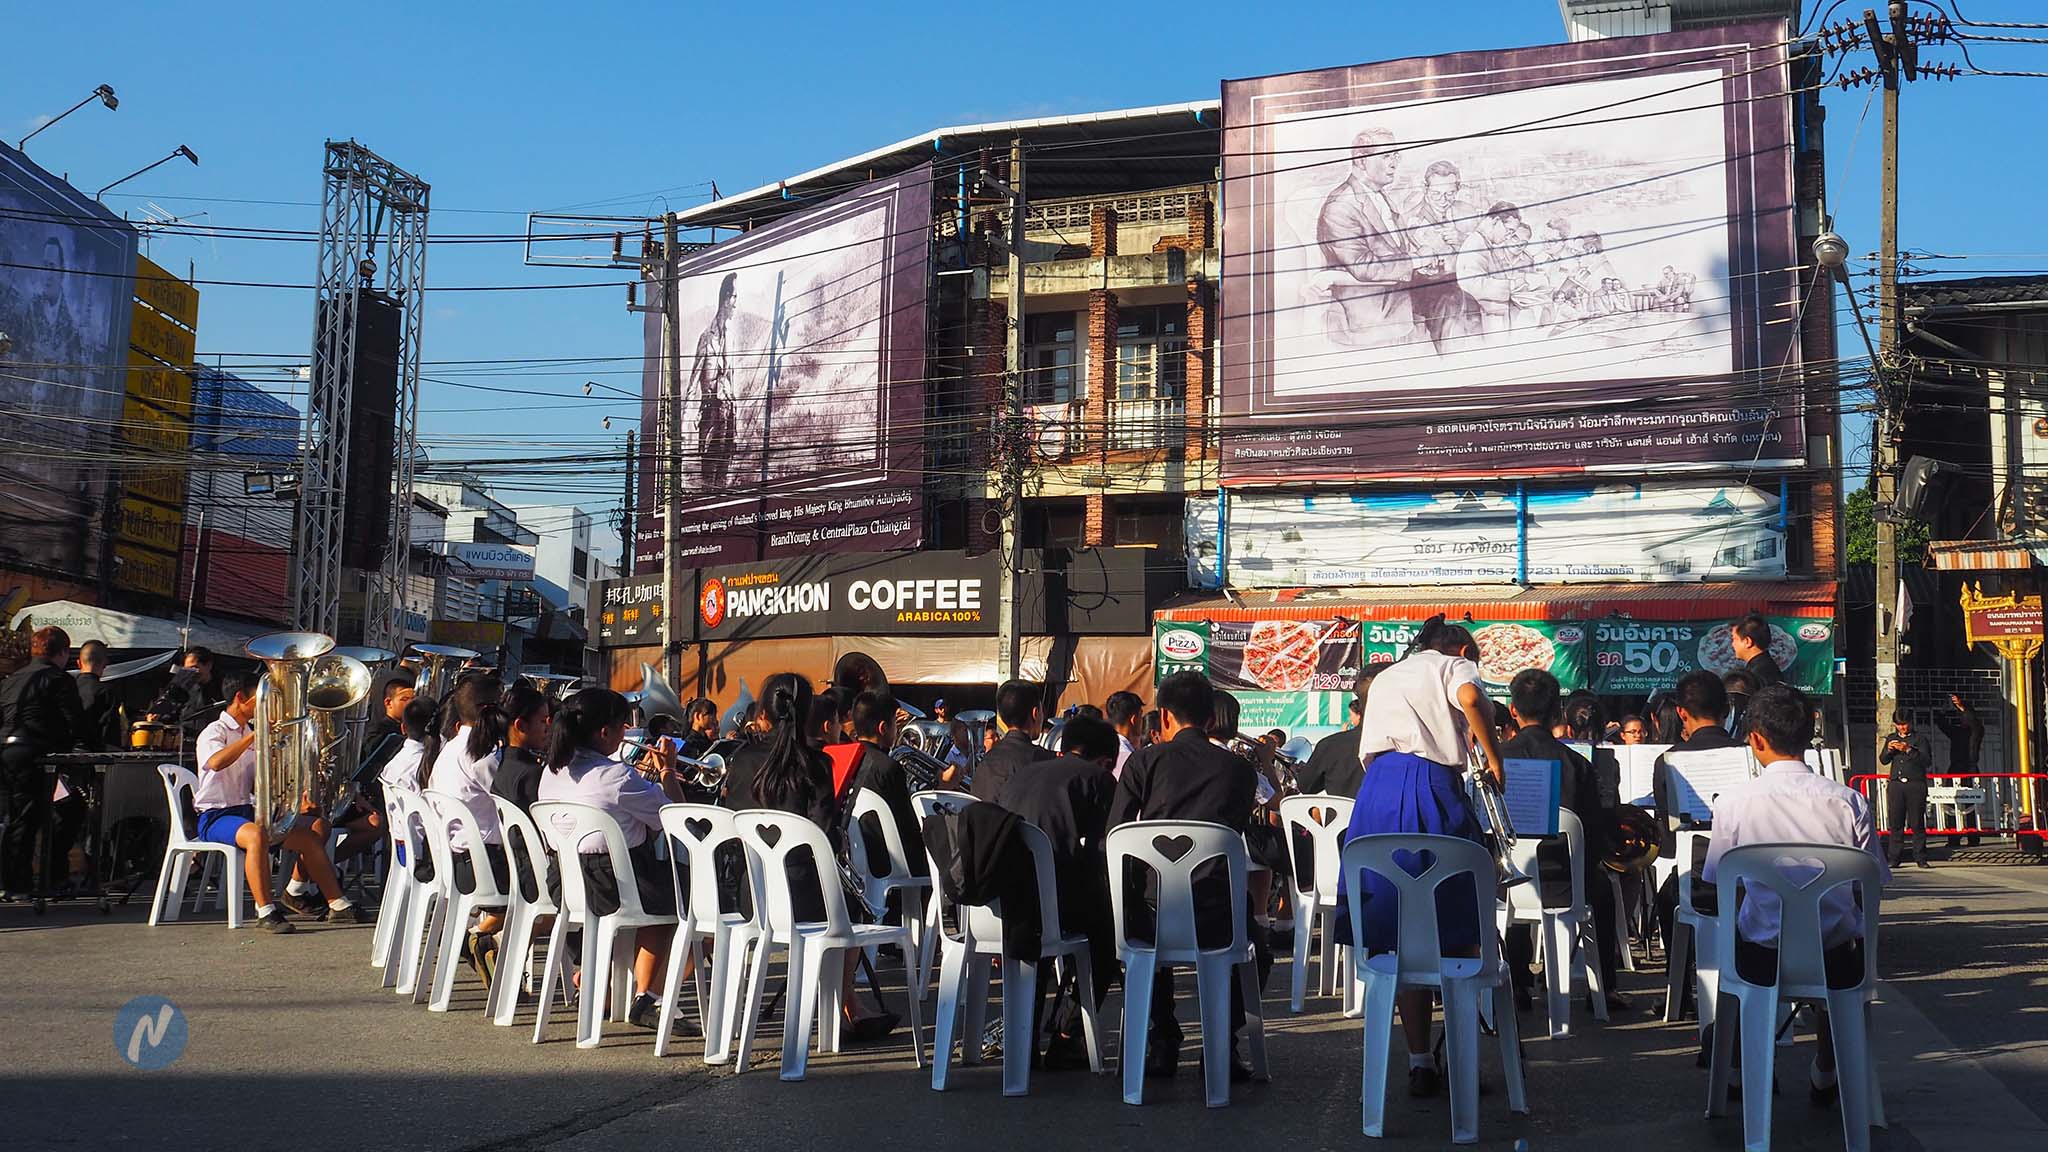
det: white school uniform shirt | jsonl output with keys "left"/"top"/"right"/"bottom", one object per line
{"left": 192, "top": 709, "right": 257, "bottom": 811}
{"left": 1356, "top": 650, "right": 1483, "bottom": 769}
{"left": 1115, "top": 734, "right": 1136, "bottom": 779}
{"left": 1701, "top": 759, "right": 1888, "bottom": 949}
{"left": 427, "top": 725, "right": 503, "bottom": 846}
{"left": 535, "top": 746, "right": 666, "bottom": 852}
{"left": 379, "top": 738, "right": 426, "bottom": 797}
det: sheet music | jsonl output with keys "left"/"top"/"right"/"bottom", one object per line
{"left": 1601, "top": 744, "right": 1671, "bottom": 807}
{"left": 1501, "top": 757, "right": 1562, "bottom": 837}
{"left": 1664, "top": 748, "right": 1759, "bottom": 822}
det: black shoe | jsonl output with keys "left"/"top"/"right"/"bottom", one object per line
{"left": 848, "top": 1011, "right": 900, "bottom": 1045}
{"left": 1408, "top": 1063, "right": 1441, "bottom": 1098}
{"left": 627, "top": 992, "right": 701, "bottom": 1037}
{"left": 1144, "top": 1045, "right": 1179, "bottom": 1079}
{"left": 1513, "top": 984, "right": 1533, "bottom": 1013}
{"left": 328, "top": 902, "right": 374, "bottom": 926}
{"left": 1916, "top": 860, "right": 1933, "bottom": 869}
{"left": 464, "top": 928, "right": 495, "bottom": 984}
{"left": 1810, "top": 1074, "right": 1840, "bottom": 1108}
{"left": 276, "top": 890, "right": 327, "bottom": 920}
{"left": 258, "top": 908, "right": 296, "bottom": 934}
{"left": 1228, "top": 1050, "right": 1256, "bottom": 1084}
{"left": 1042, "top": 1036, "right": 1091, "bottom": 1072}
{"left": 1604, "top": 991, "right": 1634, "bottom": 1013}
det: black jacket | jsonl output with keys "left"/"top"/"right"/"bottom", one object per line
{"left": 1297, "top": 725, "right": 1365, "bottom": 800}
{"left": 1881, "top": 730, "right": 1933, "bottom": 786}
{"left": 1108, "top": 726, "right": 1255, "bottom": 948}
{"left": 970, "top": 729, "right": 1055, "bottom": 803}
{"left": 993, "top": 752, "right": 1115, "bottom": 938}
{"left": 1500, "top": 728, "right": 1612, "bottom": 905}
{"left": 73, "top": 671, "right": 124, "bottom": 752}
{"left": 1745, "top": 651, "right": 1785, "bottom": 689}
{"left": 922, "top": 800, "right": 1042, "bottom": 961}
{"left": 1936, "top": 708, "right": 1984, "bottom": 773}
{"left": 847, "top": 740, "right": 924, "bottom": 873}
{"left": 491, "top": 745, "right": 546, "bottom": 814}
{"left": 0, "top": 660, "right": 85, "bottom": 753}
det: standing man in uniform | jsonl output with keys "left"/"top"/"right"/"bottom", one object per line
{"left": 0, "top": 627, "right": 85, "bottom": 901}
{"left": 1881, "top": 710, "right": 1933, "bottom": 869}
{"left": 1730, "top": 615, "right": 1784, "bottom": 689}
{"left": 73, "top": 640, "right": 124, "bottom": 751}
{"left": 1936, "top": 694, "right": 1985, "bottom": 848}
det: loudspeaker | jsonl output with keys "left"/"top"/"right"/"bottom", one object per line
{"left": 315, "top": 289, "right": 402, "bottom": 571}
{"left": 1894, "top": 455, "right": 1956, "bottom": 522}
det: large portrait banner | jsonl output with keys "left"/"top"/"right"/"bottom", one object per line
{"left": 1220, "top": 24, "right": 1802, "bottom": 480}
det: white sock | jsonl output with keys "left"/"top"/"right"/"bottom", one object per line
{"left": 328, "top": 897, "right": 353, "bottom": 911}
{"left": 288, "top": 879, "right": 315, "bottom": 896}
{"left": 1409, "top": 1052, "right": 1434, "bottom": 1070}
{"left": 1811, "top": 1061, "right": 1838, "bottom": 1090}
{"left": 256, "top": 903, "right": 277, "bottom": 918}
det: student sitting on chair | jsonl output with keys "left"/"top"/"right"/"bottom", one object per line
{"left": 192, "top": 672, "right": 371, "bottom": 934}
{"left": 1701, "top": 684, "right": 1888, "bottom": 1106}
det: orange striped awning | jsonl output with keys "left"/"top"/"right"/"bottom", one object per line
{"left": 1927, "top": 540, "right": 2039, "bottom": 572}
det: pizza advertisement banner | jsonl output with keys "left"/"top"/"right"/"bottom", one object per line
{"left": 1193, "top": 617, "right": 1587, "bottom": 695}
{"left": 1153, "top": 621, "right": 1212, "bottom": 684}
{"left": 1589, "top": 615, "right": 1833, "bottom": 695}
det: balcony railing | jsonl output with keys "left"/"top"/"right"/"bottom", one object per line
{"left": 1109, "top": 397, "right": 1187, "bottom": 452}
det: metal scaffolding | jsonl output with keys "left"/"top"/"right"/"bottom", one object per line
{"left": 295, "top": 140, "right": 429, "bottom": 644}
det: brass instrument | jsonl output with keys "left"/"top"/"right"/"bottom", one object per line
{"left": 247, "top": 632, "right": 371, "bottom": 837}
{"left": 897, "top": 719, "right": 952, "bottom": 757}
{"left": 889, "top": 743, "right": 953, "bottom": 793}
{"left": 409, "top": 643, "right": 478, "bottom": 702}
{"left": 628, "top": 662, "right": 684, "bottom": 722}
{"left": 1604, "top": 803, "right": 1662, "bottom": 873}
{"left": 1468, "top": 749, "right": 1531, "bottom": 889}
{"left": 333, "top": 646, "right": 398, "bottom": 780}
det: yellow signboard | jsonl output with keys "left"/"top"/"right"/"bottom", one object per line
{"left": 430, "top": 620, "right": 507, "bottom": 650}
{"left": 126, "top": 349, "right": 194, "bottom": 419}
{"left": 131, "top": 304, "right": 196, "bottom": 367}
{"left": 120, "top": 394, "right": 191, "bottom": 457}
{"left": 113, "top": 540, "right": 179, "bottom": 599}
{"left": 135, "top": 255, "right": 200, "bottom": 328}
{"left": 115, "top": 495, "right": 185, "bottom": 553}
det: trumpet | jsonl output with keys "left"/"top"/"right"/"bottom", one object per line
{"left": 1468, "top": 749, "right": 1531, "bottom": 889}
{"left": 623, "top": 734, "right": 728, "bottom": 794}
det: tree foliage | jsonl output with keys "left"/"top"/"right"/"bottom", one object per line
{"left": 1843, "top": 487, "right": 1932, "bottom": 567}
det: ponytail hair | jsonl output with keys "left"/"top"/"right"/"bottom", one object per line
{"left": 1411, "top": 614, "right": 1478, "bottom": 661}
{"left": 441, "top": 676, "right": 504, "bottom": 743}
{"left": 501, "top": 681, "right": 552, "bottom": 749}
{"left": 751, "top": 671, "right": 831, "bottom": 814}
{"left": 547, "top": 688, "right": 632, "bottom": 772}
{"left": 403, "top": 696, "right": 443, "bottom": 790}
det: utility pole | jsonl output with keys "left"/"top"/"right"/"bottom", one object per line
{"left": 661, "top": 214, "right": 685, "bottom": 689}
{"left": 1871, "top": 2, "right": 1906, "bottom": 770}
{"left": 994, "top": 139, "right": 1027, "bottom": 682}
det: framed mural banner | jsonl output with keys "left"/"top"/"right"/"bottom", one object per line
{"left": 1219, "top": 24, "right": 1803, "bottom": 481}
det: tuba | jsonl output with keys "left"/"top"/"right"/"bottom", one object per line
{"left": 247, "top": 633, "right": 370, "bottom": 836}
{"left": 898, "top": 719, "right": 952, "bottom": 757}
{"left": 889, "top": 744, "right": 953, "bottom": 793}
{"left": 333, "top": 645, "right": 398, "bottom": 778}
{"left": 410, "top": 643, "right": 478, "bottom": 702}
{"left": 631, "top": 662, "right": 684, "bottom": 723}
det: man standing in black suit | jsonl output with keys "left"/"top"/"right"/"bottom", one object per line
{"left": 994, "top": 714, "right": 1120, "bottom": 1071}
{"left": 1881, "top": 710, "right": 1934, "bottom": 869}
{"left": 1730, "top": 614, "right": 1785, "bottom": 689}
{"left": 1109, "top": 671, "right": 1262, "bottom": 1080}
{"left": 970, "top": 679, "right": 1054, "bottom": 802}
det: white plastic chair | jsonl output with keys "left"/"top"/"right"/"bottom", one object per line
{"left": 1279, "top": 793, "right": 1355, "bottom": 1013}
{"left": 925, "top": 807, "right": 1104, "bottom": 1095}
{"left": 370, "top": 786, "right": 413, "bottom": 971}
{"left": 488, "top": 796, "right": 562, "bottom": 1028}
{"left": 1496, "top": 808, "right": 1606, "bottom": 1039}
{"left": 730, "top": 809, "right": 925, "bottom": 1080}
{"left": 1344, "top": 834, "right": 1529, "bottom": 1145}
{"left": 421, "top": 789, "right": 511, "bottom": 1013}
{"left": 529, "top": 801, "right": 679, "bottom": 1049}
{"left": 393, "top": 789, "right": 460, "bottom": 1005}
{"left": 147, "top": 764, "right": 246, "bottom": 929}
{"left": 1705, "top": 843, "right": 1886, "bottom": 1152}
{"left": 384, "top": 791, "right": 440, "bottom": 994}
{"left": 653, "top": 803, "right": 762, "bottom": 1062}
{"left": 1662, "top": 830, "right": 1716, "bottom": 1032}
{"left": 847, "top": 788, "right": 935, "bottom": 1001}
{"left": 1104, "top": 819, "right": 1270, "bottom": 1108}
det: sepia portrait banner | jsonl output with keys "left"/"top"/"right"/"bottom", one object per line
{"left": 1220, "top": 24, "right": 1803, "bottom": 480}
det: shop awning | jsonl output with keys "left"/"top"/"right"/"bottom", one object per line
{"left": 7, "top": 600, "right": 266, "bottom": 652}
{"left": 1927, "top": 539, "right": 2042, "bottom": 572}
{"left": 1157, "top": 580, "right": 1837, "bottom": 623}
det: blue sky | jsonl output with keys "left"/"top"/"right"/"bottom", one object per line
{"left": 8, "top": 0, "right": 2044, "bottom": 556}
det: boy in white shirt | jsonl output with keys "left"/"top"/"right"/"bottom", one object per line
{"left": 192, "top": 672, "right": 368, "bottom": 934}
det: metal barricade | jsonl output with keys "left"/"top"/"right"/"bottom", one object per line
{"left": 1848, "top": 772, "right": 2047, "bottom": 851}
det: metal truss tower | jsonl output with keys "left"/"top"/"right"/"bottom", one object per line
{"left": 296, "top": 140, "right": 429, "bottom": 645}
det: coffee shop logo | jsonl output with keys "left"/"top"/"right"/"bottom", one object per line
{"left": 699, "top": 578, "right": 727, "bottom": 630}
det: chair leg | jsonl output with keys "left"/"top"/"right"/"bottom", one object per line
{"left": 1444, "top": 983, "right": 1481, "bottom": 1145}
{"left": 1318, "top": 906, "right": 1339, "bottom": 998}
{"left": 1002, "top": 957, "right": 1037, "bottom": 1097}
{"left": 1705, "top": 987, "right": 1737, "bottom": 1117}
{"left": 931, "top": 935, "right": 967, "bottom": 1090}
{"left": 412, "top": 893, "right": 448, "bottom": 1006}
{"left": 1196, "top": 956, "right": 1233, "bottom": 1108}
{"left": 654, "top": 917, "right": 694, "bottom": 1059}
{"left": 1582, "top": 920, "right": 1610, "bottom": 1023}
{"left": 1119, "top": 954, "right": 1155, "bottom": 1107}
{"left": 706, "top": 928, "right": 744, "bottom": 1065}
{"left": 577, "top": 921, "right": 608, "bottom": 1049}
{"left": 491, "top": 907, "right": 532, "bottom": 1026}
{"left": 372, "top": 866, "right": 405, "bottom": 967}
{"left": 962, "top": 950, "right": 991, "bottom": 1066}
{"left": 379, "top": 884, "right": 412, "bottom": 990}
{"left": 902, "top": 889, "right": 927, "bottom": 999}
{"left": 1826, "top": 991, "right": 1874, "bottom": 1152}
{"left": 918, "top": 897, "right": 941, "bottom": 1003}
{"left": 733, "top": 936, "right": 773, "bottom": 1075}
{"left": 1074, "top": 951, "right": 1104, "bottom": 1074}
{"left": 395, "top": 889, "right": 432, "bottom": 996}
{"left": 1289, "top": 907, "right": 1313, "bottom": 1013}
{"left": 1736, "top": 992, "right": 1779, "bottom": 1152}
{"left": 429, "top": 897, "right": 469, "bottom": 1012}
{"left": 1360, "top": 975, "right": 1399, "bottom": 1138}
{"left": 1664, "top": 919, "right": 1693, "bottom": 1023}
{"left": 782, "top": 937, "right": 821, "bottom": 1082}
{"left": 1863, "top": 998, "right": 1888, "bottom": 1130}
{"left": 148, "top": 849, "right": 179, "bottom": 927}
{"left": 902, "top": 933, "right": 925, "bottom": 1071}
{"left": 1542, "top": 913, "right": 1573, "bottom": 1038}
{"left": 223, "top": 851, "right": 244, "bottom": 929}
{"left": 532, "top": 916, "right": 568, "bottom": 1045}
{"left": 1695, "top": 953, "right": 1721, "bottom": 1044}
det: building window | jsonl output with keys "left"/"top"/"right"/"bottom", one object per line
{"left": 572, "top": 546, "right": 589, "bottom": 579}
{"left": 1024, "top": 313, "right": 1079, "bottom": 407}
{"left": 1111, "top": 304, "right": 1187, "bottom": 450}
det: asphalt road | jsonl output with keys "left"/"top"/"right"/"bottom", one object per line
{"left": 2, "top": 860, "right": 2043, "bottom": 1151}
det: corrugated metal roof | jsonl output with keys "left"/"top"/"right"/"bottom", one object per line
{"left": 1927, "top": 539, "right": 2044, "bottom": 572}
{"left": 1159, "top": 580, "right": 1837, "bottom": 623}
{"left": 1901, "top": 275, "right": 2048, "bottom": 312}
